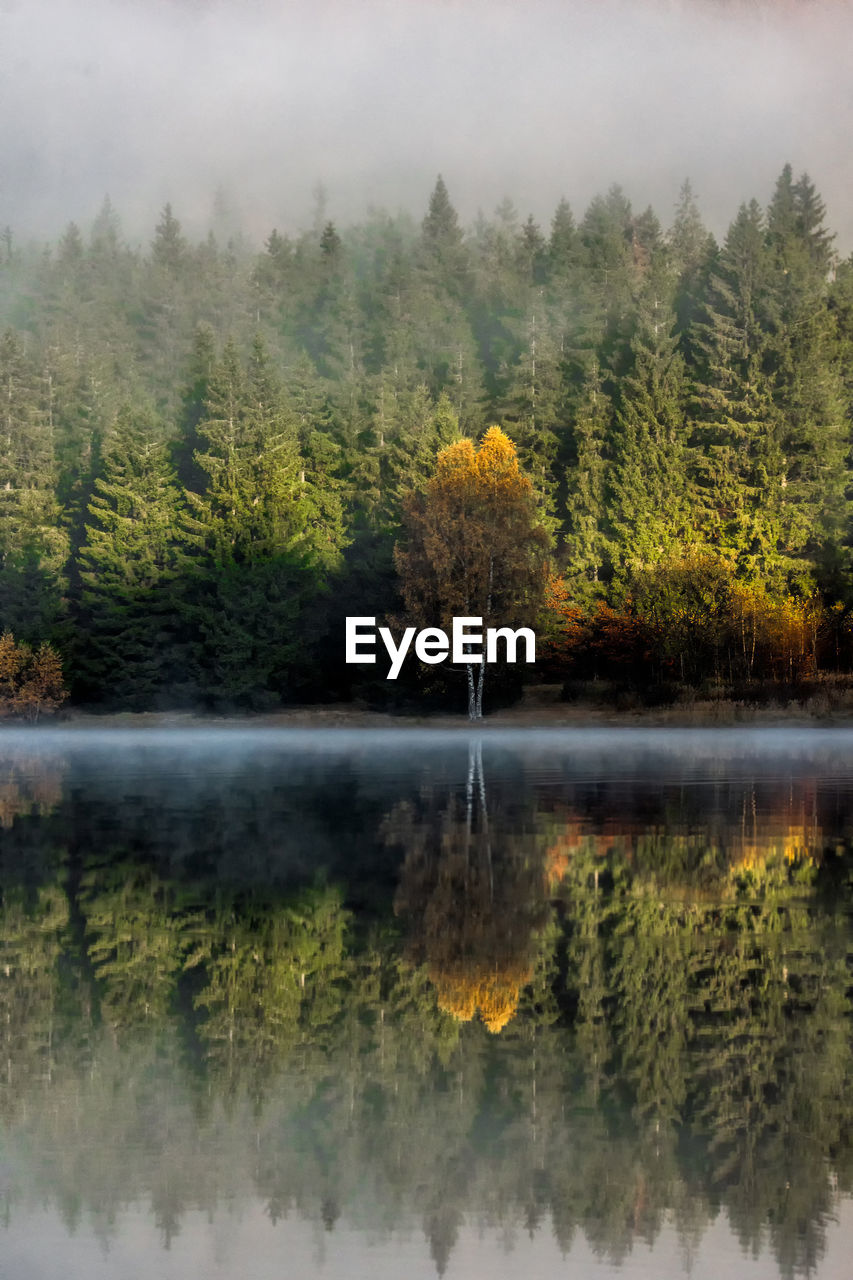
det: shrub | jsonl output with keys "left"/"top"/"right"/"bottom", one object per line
{"left": 0, "top": 632, "right": 68, "bottom": 721}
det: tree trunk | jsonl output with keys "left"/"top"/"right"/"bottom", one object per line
{"left": 466, "top": 662, "right": 477, "bottom": 720}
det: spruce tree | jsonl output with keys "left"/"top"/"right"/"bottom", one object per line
{"left": 420, "top": 175, "right": 469, "bottom": 300}
{"left": 380, "top": 386, "right": 461, "bottom": 525}
{"left": 0, "top": 331, "right": 67, "bottom": 640}
{"left": 562, "top": 360, "right": 612, "bottom": 593}
{"left": 548, "top": 198, "right": 578, "bottom": 279}
{"left": 608, "top": 290, "right": 689, "bottom": 570}
{"left": 183, "top": 338, "right": 335, "bottom": 705}
{"left": 689, "top": 201, "right": 784, "bottom": 582}
{"left": 286, "top": 353, "right": 347, "bottom": 565}
{"left": 498, "top": 308, "right": 563, "bottom": 529}
{"left": 668, "top": 180, "right": 715, "bottom": 367}
{"left": 763, "top": 167, "right": 847, "bottom": 588}
{"left": 75, "top": 407, "right": 189, "bottom": 705}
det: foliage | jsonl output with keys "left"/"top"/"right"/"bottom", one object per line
{"left": 0, "top": 167, "right": 852, "bottom": 707}
{"left": 545, "top": 551, "right": 828, "bottom": 686}
{"left": 0, "top": 630, "right": 68, "bottom": 719}
{"left": 1, "top": 746, "right": 853, "bottom": 1275}
{"left": 395, "top": 426, "right": 550, "bottom": 716}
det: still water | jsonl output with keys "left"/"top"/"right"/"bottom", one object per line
{"left": 2, "top": 727, "right": 853, "bottom": 1279}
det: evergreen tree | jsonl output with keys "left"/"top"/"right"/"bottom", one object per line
{"left": 420, "top": 175, "right": 469, "bottom": 300}
{"left": 548, "top": 198, "right": 578, "bottom": 278}
{"left": 74, "top": 407, "right": 189, "bottom": 705}
{"left": 378, "top": 385, "right": 460, "bottom": 526}
{"left": 151, "top": 203, "right": 187, "bottom": 276}
{"left": 183, "top": 338, "right": 336, "bottom": 705}
{"left": 668, "top": 179, "right": 715, "bottom": 367}
{"left": 175, "top": 322, "right": 217, "bottom": 491}
{"left": 689, "top": 201, "right": 784, "bottom": 582}
{"left": 763, "top": 167, "right": 847, "bottom": 588}
{"left": 498, "top": 307, "right": 563, "bottom": 528}
{"left": 422, "top": 175, "right": 464, "bottom": 258}
{"left": 518, "top": 214, "right": 548, "bottom": 287}
{"left": 0, "top": 331, "right": 67, "bottom": 640}
{"left": 563, "top": 360, "right": 612, "bottom": 592}
{"left": 286, "top": 353, "right": 347, "bottom": 564}
{"left": 608, "top": 290, "right": 690, "bottom": 569}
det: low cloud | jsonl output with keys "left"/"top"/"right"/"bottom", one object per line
{"left": 2, "top": 0, "right": 852, "bottom": 246}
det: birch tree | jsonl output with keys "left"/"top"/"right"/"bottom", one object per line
{"left": 395, "top": 426, "right": 549, "bottom": 719}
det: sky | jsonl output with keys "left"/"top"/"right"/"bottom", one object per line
{"left": 2, "top": 0, "right": 853, "bottom": 248}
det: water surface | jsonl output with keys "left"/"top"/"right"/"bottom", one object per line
{"left": 2, "top": 727, "right": 853, "bottom": 1278}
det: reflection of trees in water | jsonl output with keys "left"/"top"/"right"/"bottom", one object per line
{"left": 390, "top": 739, "right": 552, "bottom": 1033}
{"left": 3, "top": 750, "right": 853, "bottom": 1275}
{"left": 544, "top": 779, "right": 829, "bottom": 901}
{"left": 191, "top": 882, "right": 349, "bottom": 1083}
{"left": 0, "top": 863, "right": 851, "bottom": 1278}
{"left": 0, "top": 751, "right": 65, "bottom": 829}
{"left": 0, "top": 882, "right": 69, "bottom": 1123}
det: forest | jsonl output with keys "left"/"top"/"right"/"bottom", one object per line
{"left": 1, "top": 165, "right": 852, "bottom": 711}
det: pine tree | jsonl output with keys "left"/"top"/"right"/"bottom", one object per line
{"left": 689, "top": 201, "right": 784, "bottom": 582}
{"left": 762, "top": 167, "right": 847, "bottom": 588}
{"left": 151, "top": 203, "right": 187, "bottom": 276}
{"left": 75, "top": 407, "right": 189, "bottom": 705}
{"left": 608, "top": 291, "right": 690, "bottom": 570}
{"left": 420, "top": 175, "right": 469, "bottom": 299}
{"left": 548, "top": 198, "right": 578, "bottom": 279}
{"left": 183, "top": 338, "right": 337, "bottom": 705}
{"left": 0, "top": 331, "right": 68, "bottom": 640}
{"left": 498, "top": 308, "right": 563, "bottom": 529}
{"left": 668, "top": 180, "right": 715, "bottom": 367}
{"left": 562, "top": 360, "right": 612, "bottom": 593}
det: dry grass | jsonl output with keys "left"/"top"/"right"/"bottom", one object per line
{"left": 48, "top": 676, "right": 853, "bottom": 729}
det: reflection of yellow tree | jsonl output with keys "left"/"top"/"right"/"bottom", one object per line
{"left": 390, "top": 741, "right": 550, "bottom": 1034}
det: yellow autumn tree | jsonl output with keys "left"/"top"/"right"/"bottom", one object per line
{"left": 395, "top": 426, "right": 550, "bottom": 718}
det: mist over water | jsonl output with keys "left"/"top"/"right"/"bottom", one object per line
{"left": 4, "top": 0, "right": 853, "bottom": 244}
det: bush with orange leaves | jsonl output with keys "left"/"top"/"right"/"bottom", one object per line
{"left": 0, "top": 632, "right": 68, "bottom": 722}
{"left": 539, "top": 571, "right": 591, "bottom": 673}
{"left": 542, "top": 552, "right": 830, "bottom": 686}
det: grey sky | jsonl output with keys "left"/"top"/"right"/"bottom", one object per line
{"left": 2, "top": 0, "right": 853, "bottom": 248}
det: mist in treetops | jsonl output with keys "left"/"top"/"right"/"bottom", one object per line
{"left": 4, "top": 0, "right": 853, "bottom": 245}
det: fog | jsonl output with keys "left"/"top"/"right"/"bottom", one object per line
{"left": 7, "top": 724, "right": 853, "bottom": 774}
{"left": 3, "top": 0, "right": 853, "bottom": 246}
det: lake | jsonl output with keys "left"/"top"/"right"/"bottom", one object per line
{"left": 1, "top": 726, "right": 853, "bottom": 1279}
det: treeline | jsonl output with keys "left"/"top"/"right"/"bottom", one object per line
{"left": 1, "top": 167, "right": 852, "bottom": 705}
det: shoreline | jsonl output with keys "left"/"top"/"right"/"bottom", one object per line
{"left": 31, "top": 689, "right": 853, "bottom": 731}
